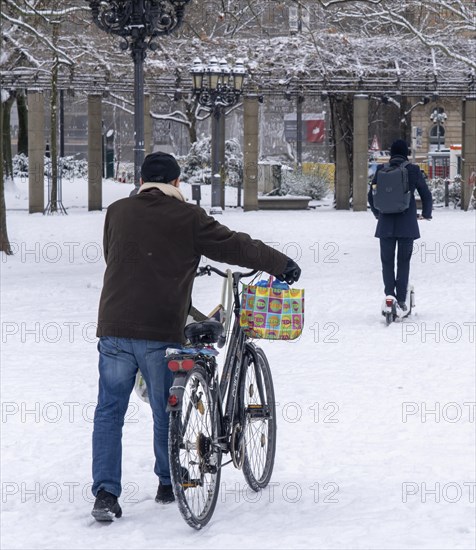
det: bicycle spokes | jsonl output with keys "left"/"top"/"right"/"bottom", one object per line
{"left": 169, "top": 367, "right": 221, "bottom": 529}
{"left": 241, "top": 349, "right": 276, "bottom": 491}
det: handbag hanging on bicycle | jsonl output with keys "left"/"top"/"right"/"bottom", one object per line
{"left": 240, "top": 276, "right": 305, "bottom": 340}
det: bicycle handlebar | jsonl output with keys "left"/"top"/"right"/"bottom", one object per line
{"left": 196, "top": 265, "right": 258, "bottom": 279}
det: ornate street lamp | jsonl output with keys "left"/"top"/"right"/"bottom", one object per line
{"left": 84, "top": 0, "right": 191, "bottom": 189}
{"left": 190, "top": 57, "right": 247, "bottom": 214}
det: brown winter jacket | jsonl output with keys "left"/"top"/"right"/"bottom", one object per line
{"left": 97, "top": 189, "right": 288, "bottom": 343}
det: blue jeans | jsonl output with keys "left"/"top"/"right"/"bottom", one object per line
{"left": 92, "top": 336, "right": 179, "bottom": 498}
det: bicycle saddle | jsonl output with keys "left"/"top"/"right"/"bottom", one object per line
{"left": 184, "top": 320, "right": 224, "bottom": 345}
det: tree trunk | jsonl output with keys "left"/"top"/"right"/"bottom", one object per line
{"left": 17, "top": 91, "right": 28, "bottom": 157}
{"left": 49, "top": 23, "right": 60, "bottom": 212}
{"left": 0, "top": 99, "right": 13, "bottom": 255}
{"left": 1, "top": 93, "right": 15, "bottom": 180}
{"left": 50, "top": 64, "right": 58, "bottom": 212}
{"left": 329, "top": 95, "right": 354, "bottom": 208}
{"left": 17, "top": 90, "right": 29, "bottom": 156}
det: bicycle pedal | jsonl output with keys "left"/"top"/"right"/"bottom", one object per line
{"left": 182, "top": 482, "right": 199, "bottom": 489}
{"left": 247, "top": 404, "right": 264, "bottom": 414}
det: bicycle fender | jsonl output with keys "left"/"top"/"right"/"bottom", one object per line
{"left": 167, "top": 373, "right": 188, "bottom": 412}
{"left": 245, "top": 342, "right": 260, "bottom": 364}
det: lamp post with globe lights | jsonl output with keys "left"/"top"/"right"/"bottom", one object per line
{"left": 84, "top": 0, "right": 191, "bottom": 189}
{"left": 190, "top": 57, "right": 247, "bottom": 214}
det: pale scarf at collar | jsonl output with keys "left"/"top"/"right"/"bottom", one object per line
{"left": 138, "top": 182, "right": 186, "bottom": 202}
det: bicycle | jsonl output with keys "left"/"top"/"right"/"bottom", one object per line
{"left": 166, "top": 265, "right": 277, "bottom": 529}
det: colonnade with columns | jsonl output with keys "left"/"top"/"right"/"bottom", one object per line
{"left": 26, "top": 91, "right": 476, "bottom": 213}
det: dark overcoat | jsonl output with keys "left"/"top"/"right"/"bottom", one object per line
{"left": 368, "top": 155, "right": 433, "bottom": 239}
{"left": 97, "top": 189, "right": 288, "bottom": 343}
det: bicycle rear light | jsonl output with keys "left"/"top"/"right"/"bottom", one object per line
{"left": 168, "top": 360, "right": 181, "bottom": 372}
{"left": 168, "top": 358, "right": 195, "bottom": 372}
{"left": 168, "top": 394, "right": 179, "bottom": 407}
{"left": 182, "top": 359, "right": 195, "bottom": 371}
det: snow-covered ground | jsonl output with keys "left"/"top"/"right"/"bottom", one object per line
{"left": 1, "top": 177, "right": 475, "bottom": 549}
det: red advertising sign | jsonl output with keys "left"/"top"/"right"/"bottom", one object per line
{"left": 306, "top": 120, "right": 325, "bottom": 143}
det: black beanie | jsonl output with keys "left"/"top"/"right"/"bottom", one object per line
{"left": 141, "top": 152, "right": 181, "bottom": 183}
{"left": 390, "top": 139, "right": 409, "bottom": 158}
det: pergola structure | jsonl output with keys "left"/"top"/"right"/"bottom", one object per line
{"left": 2, "top": 51, "right": 474, "bottom": 97}
{"left": 2, "top": 36, "right": 475, "bottom": 212}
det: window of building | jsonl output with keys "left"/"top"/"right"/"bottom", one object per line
{"left": 429, "top": 124, "right": 446, "bottom": 146}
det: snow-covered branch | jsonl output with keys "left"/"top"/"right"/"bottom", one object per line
{"left": 325, "top": 0, "right": 476, "bottom": 71}
{"left": 4, "top": 0, "right": 88, "bottom": 18}
{"left": 150, "top": 110, "right": 191, "bottom": 127}
{"left": 2, "top": 28, "right": 40, "bottom": 67}
{"left": 103, "top": 100, "right": 134, "bottom": 116}
{"left": 1, "top": 11, "right": 75, "bottom": 66}
{"left": 380, "top": 10, "right": 476, "bottom": 70}
{"left": 317, "top": 0, "right": 382, "bottom": 6}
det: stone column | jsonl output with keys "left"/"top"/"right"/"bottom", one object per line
{"left": 88, "top": 95, "right": 102, "bottom": 211}
{"left": 462, "top": 96, "right": 476, "bottom": 211}
{"left": 144, "top": 93, "right": 152, "bottom": 156}
{"left": 243, "top": 96, "right": 259, "bottom": 211}
{"left": 353, "top": 94, "right": 369, "bottom": 211}
{"left": 28, "top": 91, "right": 45, "bottom": 214}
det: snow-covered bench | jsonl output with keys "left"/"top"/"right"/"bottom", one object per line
{"left": 257, "top": 195, "right": 311, "bottom": 210}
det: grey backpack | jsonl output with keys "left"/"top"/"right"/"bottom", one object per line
{"left": 372, "top": 161, "right": 411, "bottom": 214}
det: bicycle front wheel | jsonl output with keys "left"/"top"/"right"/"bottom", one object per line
{"left": 241, "top": 347, "right": 277, "bottom": 491}
{"left": 168, "top": 366, "right": 221, "bottom": 530}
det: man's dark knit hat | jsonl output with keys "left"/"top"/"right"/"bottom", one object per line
{"left": 141, "top": 152, "right": 181, "bottom": 183}
{"left": 390, "top": 139, "right": 409, "bottom": 158}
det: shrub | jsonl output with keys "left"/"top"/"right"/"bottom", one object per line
{"left": 427, "top": 176, "right": 460, "bottom": 207}
{"left": 12, "top": 153, "right": 29, "bottom": 178}
{"left": 427, "top": 177, "right": 447, "bottom": 204}
{"left": 279, "top": 168, "right": 329, "bottom": 200}
{"left": 12, "top": 154, "right": 88, "bottom": 180}
{"left": 180, "top": 135, "right": 243, "bottom": 186}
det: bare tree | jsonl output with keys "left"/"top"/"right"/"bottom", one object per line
{"left": 1, "top": 91, "right": 13, "bottom": 255}
{"left": 312, "top": 0, "right": 476, "bottom": 70}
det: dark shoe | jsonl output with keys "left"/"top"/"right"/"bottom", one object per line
{"left": 155, "top": 468, "right": 191, "bottom": 503}
{"left": 91, "top": 489, "right": 122, "bottom": 521}
{"left": 155, "top": 483, "right": 174, "bottom": 504}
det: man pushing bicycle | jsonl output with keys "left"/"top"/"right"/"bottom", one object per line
{"left": 91, "top": 151, "right": 301, "bottom": 521}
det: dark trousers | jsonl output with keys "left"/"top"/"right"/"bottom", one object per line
{"left": 379, "top": 238, "right": 414, "bottom": 303}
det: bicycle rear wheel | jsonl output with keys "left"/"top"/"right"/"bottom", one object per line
{"left": 168, "top": 366, "right": 221, "bottom": 530}
{"left": 241, "top": 347, "right": 276, "bottom": 491}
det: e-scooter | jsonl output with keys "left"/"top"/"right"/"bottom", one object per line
{"left": 382, "top": 284, "right": 415, "bottom": 325}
